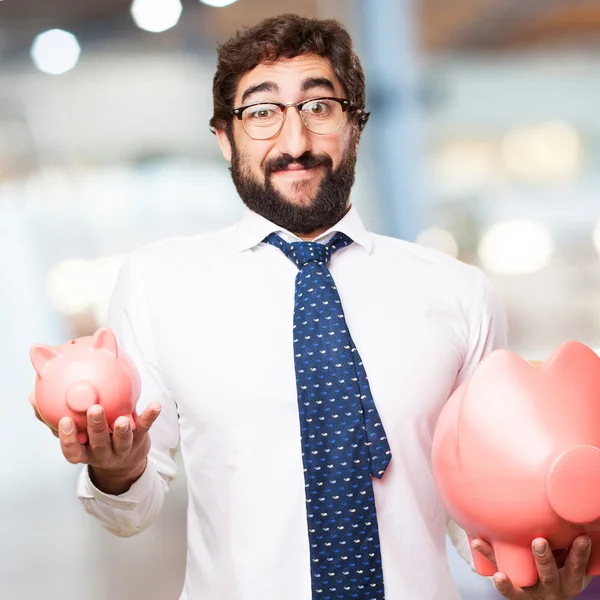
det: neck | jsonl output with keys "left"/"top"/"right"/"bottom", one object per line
{"left": 295, "top": 227, "right": 330, "bottom": 242}
{"left": 293, "top": 204, "right": 352, "bottom": 242}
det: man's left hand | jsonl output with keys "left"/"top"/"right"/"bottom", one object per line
{"left": 471, "top": 536, "right": 593, "bottom": 599}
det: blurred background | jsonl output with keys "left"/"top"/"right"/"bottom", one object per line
{"left": 1, "top": 0, "right": 600, "bottom": 598}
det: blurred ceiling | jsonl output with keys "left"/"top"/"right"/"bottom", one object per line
{"left": 1, "top": 0, "right": 600, "bottom": 58}
{"left": 0, "top": 0, "right": 323, "bottom": 59}
{"left": 0, "top": 0, "right": 599, "bottom": 179}
{"left": 421, "top": 0, "right": 600, "bottom": 51}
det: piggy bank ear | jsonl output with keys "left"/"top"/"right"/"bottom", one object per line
{"left": 90, "top": 327, "right": 119, "bottom": 357}
{"left": 30, "top": 344, "right": 60, "bottom": 377}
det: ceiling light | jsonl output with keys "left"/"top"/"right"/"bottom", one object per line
{"left": 200, "top": 0, "right": 238, "bottom": 6}
{"left": 31, "top": 29, "right": 81, "bottom": 75}
{"left": 131, "top": 0, "right": 183, "bottom": 33}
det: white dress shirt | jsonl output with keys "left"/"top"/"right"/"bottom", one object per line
{"left": 77, "top": 206, "right": 508, "bottom": 600}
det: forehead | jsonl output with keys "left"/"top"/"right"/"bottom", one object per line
{"left": 235, "top": 54, "right": 343, "bottom": 104}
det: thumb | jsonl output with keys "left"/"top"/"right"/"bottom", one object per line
{"left": 134, "top": 402, "right": 162, "bottom": 436}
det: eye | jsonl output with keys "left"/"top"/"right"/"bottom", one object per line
{"left": 247, "top": 105, "right": 278, "bottom": 120}
{"left": 304, "top": 101, "right": 332, "bottom": 116}
{"left": 252, "top": 109, "right": 272, "bottom": 118}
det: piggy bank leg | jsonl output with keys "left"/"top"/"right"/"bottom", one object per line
{"left": 493, "top": 541, "right": 539, "bottom": 588}
{"left": 467, "top": 534, "right": 497, "bottom": 576}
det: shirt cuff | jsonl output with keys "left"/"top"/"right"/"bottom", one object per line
{"left": 76, "top": 460, "right": 160, "bottom": 508}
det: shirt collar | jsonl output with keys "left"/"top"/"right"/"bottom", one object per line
{"left": 235, "top": 205, "right": 373, "bottom": 254}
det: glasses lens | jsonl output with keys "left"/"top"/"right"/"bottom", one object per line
{"left": 301, "top": 99, "right": 343, "bottom": 135}
{"left": 242, "top": 104, "right": 284, "bottom": 140}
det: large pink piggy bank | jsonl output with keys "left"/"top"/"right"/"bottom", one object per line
{"left": 432, "top": 340, "right": 600, "bottom": 587}
{"left": 30, "top": 327, "right": 141, "bottom": 444}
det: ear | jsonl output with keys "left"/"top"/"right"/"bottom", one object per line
{"left": 355, "top": 109, "right": 370, "bottom": 132}
{"left": 30, "top": 344, "right": 60, "bottom": 377}
{"left": 90, "top": 327, "right": 119, "bottom": 357}
{"left": 345, "top": 121, "right": 361, "bottom": 153}
{"left": 215, "top": 127, "right": 233, "bottom": 163}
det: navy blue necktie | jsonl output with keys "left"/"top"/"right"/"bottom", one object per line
{"left": 265, "top": 232, "right": 391, "bottom": 599}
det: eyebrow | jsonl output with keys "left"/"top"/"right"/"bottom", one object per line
{"left": 240, "top": 81, "right": 279, "bottom": 105}
{"left": 300, "top": 77, "right": 336, "bottom": 94}
{"left": 239, "top": 76, "right": 337, "bottom": 106}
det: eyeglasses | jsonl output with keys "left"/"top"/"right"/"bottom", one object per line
{"left": 231, "top": 97, "right": 359, "bottom": 140}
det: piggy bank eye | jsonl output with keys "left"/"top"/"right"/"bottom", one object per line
{"left": 70, "top": 340, "right": 76, "bottom": 344}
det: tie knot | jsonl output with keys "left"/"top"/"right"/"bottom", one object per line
{"left": 264, "top": 232, "right": 353, "bottom": 269}
{"left": 290, "top": 242, "right": 331, "bottom": 267}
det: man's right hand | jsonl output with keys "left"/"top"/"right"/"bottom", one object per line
{"left": 30, "top": 391, "right": 161, "bottom": 495}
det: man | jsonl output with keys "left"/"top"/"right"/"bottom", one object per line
{"left": 33, "top": 14, "right": 592, "bottom": 600}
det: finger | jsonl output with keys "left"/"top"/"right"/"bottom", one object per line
{"left": 133, "top": 403, "right": 162, "bottom": 438}
{"left": 29, "top": 393, "right": 46, "bottom": 423}
{"left": 29, "top": 392, "right": 60, "bottom": 436}
{"left": 562, "top": 535, "right": 591, "bottom": 595}
{"left": 112, "top": 416, "right": 134, "bottom": 456}
{"left": 493, "top": 573, "right": 525, "bottom": 599}
{"left": 471, "top": 538, "right": 498, "bottom": 567}
{"left": 31, "top": 404, "right": 44, "bottom": 423}
{"left": 86, "top": 406, "right": 113, "bottom": 461}
{"left": 59, "top": 418, "right": 88, "bottom": 464}
{"left": 532, "top": 538, "right": 560, "bottom": 590}
{"left": 29, "top": 392, "right": 42, "bottom": 420}
{"left": 34, "top": 409, "right": 58, "bottom": 436}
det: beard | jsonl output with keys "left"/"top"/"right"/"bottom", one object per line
{"left": 229, "top": 138, "right": 358, "bottom": 235}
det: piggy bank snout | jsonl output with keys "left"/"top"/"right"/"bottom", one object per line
{"left": 65, "top": 382, "right": 99, "bottom": 413}
{"left": 547, "top": 445, "right": 600, "bottom": 524}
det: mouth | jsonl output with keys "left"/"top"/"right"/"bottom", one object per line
{"left": 271, "top": 164, "right": 322, "bottom": 178}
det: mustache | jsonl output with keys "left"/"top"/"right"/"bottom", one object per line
{"left": 265, "top": 152, "right": 333, "bottom": 175}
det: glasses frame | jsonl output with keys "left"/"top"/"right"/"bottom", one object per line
{"left": 231, "top": 96, "right": 361, "bottom": 140}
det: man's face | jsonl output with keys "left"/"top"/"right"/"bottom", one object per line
{"left": 216, "top": 54, "right": 359, "bottom": 235}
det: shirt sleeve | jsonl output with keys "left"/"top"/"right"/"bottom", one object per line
{"left": 451, "top": 268, "right": 509, "bottom": 393}
{"left": 445, "top": 268, "right": 509, "bottom": 569}
{"left": 76, "top": 253, "right": 181, "bottom": 537}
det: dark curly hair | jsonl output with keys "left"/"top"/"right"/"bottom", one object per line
{"left": 210, "top": 14, "right": 370, "bottom": 135}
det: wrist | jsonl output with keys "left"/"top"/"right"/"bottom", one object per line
{"left": 89, "top": 458, "right": 148, "bottom": 495}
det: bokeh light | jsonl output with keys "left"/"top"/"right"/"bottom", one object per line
{"left": 46, "top": 255, "right": 126, "bottom": 322}
{"left": 593, "top": 221, "right": 600, "bottom": 257}
{"left": 30, "top": 29, "right": 81, "bottom": 75}
{"left": 501, "top": 121, "right": 582, "bottom": 183}
{"left": 416, "top": 226, "right": 459, "bottom": 258}
{"left": 478, "top": 219, "right": 554, "bottom": 275}
{"left": 200, "top": 0, "right": 239, "bottom": 7}
{"left": 433, "top": 140, "right": 498, "bottom": 197}
{"left": 131, "top": 0, "right": 183, "bottom": 33}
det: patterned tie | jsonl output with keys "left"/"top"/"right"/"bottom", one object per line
{"left": 264, "top": 232, "right": 392, "bottom": 600}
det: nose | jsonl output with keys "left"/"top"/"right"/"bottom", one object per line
{"left": 547, "top": 445, "right": 600, "bottom": 524}
{"left": 275, "top": 106, "right": 311, "bottom": 159}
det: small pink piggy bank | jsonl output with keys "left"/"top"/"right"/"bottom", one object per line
{"left": 30, "top": 327, "right": 141, "bottom": 444}
{"left": 432, "top": 340, "right": 600, "bottom": 587}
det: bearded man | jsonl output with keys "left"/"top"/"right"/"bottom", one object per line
{"left": 34, "top": 13, "right": 592, "bottom": 600}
